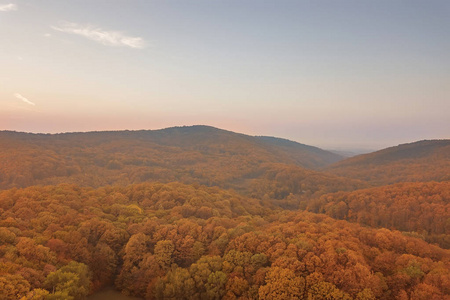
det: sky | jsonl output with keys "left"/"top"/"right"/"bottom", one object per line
{"left": 1, "top": 0, "right": 449, "bottom": 150}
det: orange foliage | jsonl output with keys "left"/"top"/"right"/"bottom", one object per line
{"left": 0, "top": 183, "right": 448, "bottom": 299}
{"left": 308, "top": 181, "right": 450, "bottom": 248}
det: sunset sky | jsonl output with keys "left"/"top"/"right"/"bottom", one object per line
{"left": 1, "top": 0, "right": 449, "bottom": 150}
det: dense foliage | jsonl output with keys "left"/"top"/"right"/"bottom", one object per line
{"left": 1, "top": 183, "right": 449, "bottom": 299}
{"left": 1, "top": 129, "right": 449, "bottom": 299}
{"left": 307, "top": 182, "right": 450, "bottom": 249}
{"left": 0, "top": 127, "right": 342, "bottom": 190}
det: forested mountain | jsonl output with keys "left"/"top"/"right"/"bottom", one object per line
{"left": 1, "top": 183, "right": 448, "bottom": 300}
{"left": 0, "top": 126, "right": 344, "bottom": 191}
{"left": 325, "top": 140, "right": 450, "bottom": 185}
{"left": 0, "top": 127, "right": 449, "bottom": 299}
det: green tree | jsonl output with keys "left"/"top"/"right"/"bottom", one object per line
{"left": 44, "top": 261, "right": 92, "bottom": 299}
{"left": 206, "top": 271, "right": 227, "bottom": 299}
{"left": 22, "top": 288, "right": 50, "bottom": 300}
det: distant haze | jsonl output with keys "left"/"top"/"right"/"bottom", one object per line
{"left": 1, "top": 0, "right": 449, "bottom": 149}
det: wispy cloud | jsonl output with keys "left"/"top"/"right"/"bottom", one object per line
{"left": 51, "top": 22, "right": 146, "bottom": 49}
{"left": 0, "top": 3, "right": 17, "bottom": 11}
{"left": 14, "top": 93, "right": 36, "bottom": 106}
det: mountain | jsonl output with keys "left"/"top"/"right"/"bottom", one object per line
{"left": 0, "top": 125, "right": 345, "bottom": 192}
{"left": 1, "top": 127, "right": 449, "bottom": 299}
{"left": 324, "top": 140, "right": 450, "bottom": 185}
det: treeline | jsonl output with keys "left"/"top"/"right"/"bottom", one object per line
{"left": 307, "top": 181, "right": 450, "bottom": 249}
{"left": 1, "top": 183, "right": 449, "bottom": 299}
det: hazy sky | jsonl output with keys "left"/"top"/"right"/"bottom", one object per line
{"left": 1, "top": 0, "right": 449, "bottom": 149}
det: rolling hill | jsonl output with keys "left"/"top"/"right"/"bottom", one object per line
{"left": 324, "top": 140, "right": 450, "bottom": 185}
{"left": 0, "top": 126, "right": 346, "bottom": 193}
{"left": 1, "top": 127, "right": 449, "bottom": 299}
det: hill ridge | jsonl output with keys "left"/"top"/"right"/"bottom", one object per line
{"left": 325, "top": 139, "right": 450, "bottom": 185}
{"left": 0, "top": 125, "right": 347, "bottom": 191}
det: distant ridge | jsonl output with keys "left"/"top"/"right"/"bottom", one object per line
{"left": 0, "top": 125, "right": 343, "bottom": 168}
{"left": 325, "top": 139, "right": 450, "bottom": 185}
{"left": 254, "top": 135, "right": 343, "bottom": 168}
{"left": 0, "top": 125, "right": 345, "bottom": 190}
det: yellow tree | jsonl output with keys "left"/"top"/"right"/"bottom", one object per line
{"left": 258, "top": 267, "right": 305, "bottom": 300}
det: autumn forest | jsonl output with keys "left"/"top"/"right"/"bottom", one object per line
{"left": 0, "top": 126, "right": 449, "bottom": 300}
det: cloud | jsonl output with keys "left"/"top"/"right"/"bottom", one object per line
{"left": 0, "top": 3, "right": 17, "bottom": 11}
{"left": 51, "top": 22, "right": 146, "bottom": 49}
{"left": 14, "top": 93, "right": 36, "bottom": 106}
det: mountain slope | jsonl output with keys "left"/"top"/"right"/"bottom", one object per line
{"left": 254, "top": 135, "right": 342, "bottom": 168}
{"left": 325, "top": 140, "right": 450, "bottom": 185}
{"left": 0, "top": 126, "right": 344, "bottom": 191}
{"left": 307, "top": 181, "right": 450, "bottom": 248}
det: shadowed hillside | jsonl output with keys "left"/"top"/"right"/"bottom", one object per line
{"left": 254, "top": 136, "right": 342, "bottom": 167}
{"left": 325, "top": 140, "right": 450, "bottom": 185}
